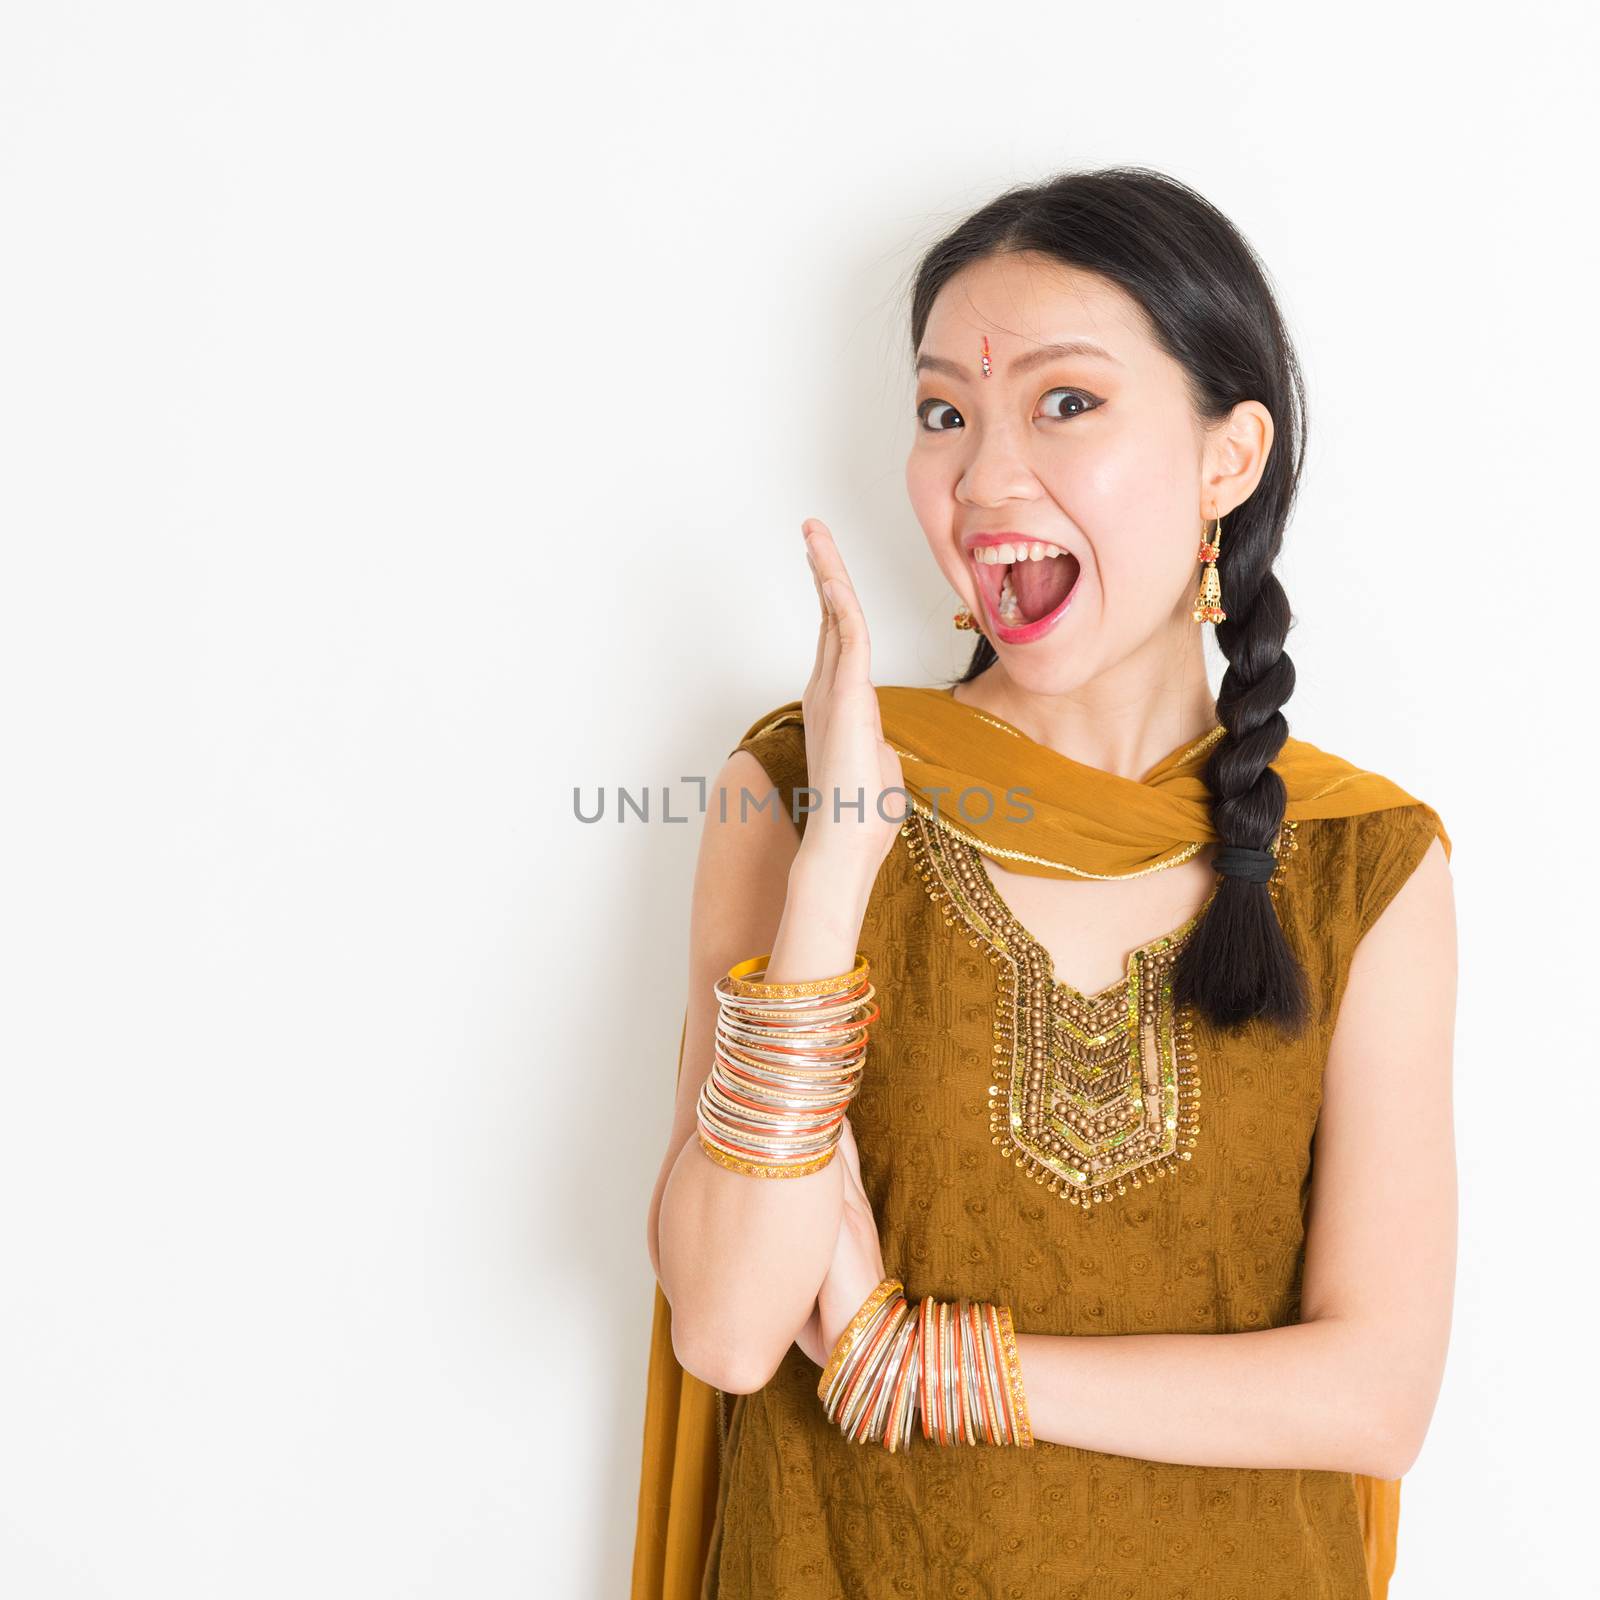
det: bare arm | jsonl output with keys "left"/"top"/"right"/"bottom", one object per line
{"left": 649, "top": 518, "right": 905, "bottom": 1395}
{"left": 647, "top": 750, "right": 871, "bottom": 1393}
{"left": 1003, "top": 836, "right": 1458, "bottom": 1476}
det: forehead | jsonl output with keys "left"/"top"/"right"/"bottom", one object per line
{"left": 920, "top": 251, "right": 1151, "bottom": 360}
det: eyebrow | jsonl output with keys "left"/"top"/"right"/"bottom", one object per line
{"left": 914, "top": 339, "right": 1122, "bottom": 379}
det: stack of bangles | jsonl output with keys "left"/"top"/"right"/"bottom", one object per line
{"left": 696, "top": 951, "right": 878, "bottom": 1179}
{"left": 816, "top": 1277, "right": 1034, "bottom": 1451}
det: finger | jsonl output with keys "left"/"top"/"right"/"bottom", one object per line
{"left": 803, "top": 530, "right": 830, "bottom": 683}
{"left": 819, "top": 582, "right": 841, "bottom": 692}
{"left": 803, "top": 528, "right": 842, "bottom": 751}
{"left": 807, "top": 522, "right": 871, "bottom": 685}
{"left": 806, "top": 519, "right": 853, "bottom": 595}
{"left": 822, "top": 574, "right": 870, "bottom": 685}
{"left": 811, "top": 533, "right": 842, "bottom": 695}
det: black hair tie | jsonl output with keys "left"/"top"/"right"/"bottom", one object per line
{"left": 1212, "top": 845, "right": 1277, "bottom": 884}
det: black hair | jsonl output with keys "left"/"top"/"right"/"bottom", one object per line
{"left": 907, "top": 165, "right": 1310, "bottom": 1035}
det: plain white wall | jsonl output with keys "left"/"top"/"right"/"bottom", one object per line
{"left": 1, "top": 3, "right": 1593, "bottom": 1594}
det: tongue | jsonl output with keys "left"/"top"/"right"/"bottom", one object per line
{"left": 1012, "top": 556, "right": 1078, "bottom": 623}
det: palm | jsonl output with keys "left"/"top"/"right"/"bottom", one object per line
{"left": 798, "top": 519, "right": 908, "bottom": 877}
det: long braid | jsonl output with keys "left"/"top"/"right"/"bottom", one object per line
{"left": 1168, "top": 542, "right": 1309, "bottom": 1032}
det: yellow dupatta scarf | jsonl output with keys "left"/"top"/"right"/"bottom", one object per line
{"left": 631, "top": 685, "right": 1447, "bottom": 1600}
{"left": 867, "top": 684, "right": 1451, "bottom": 876}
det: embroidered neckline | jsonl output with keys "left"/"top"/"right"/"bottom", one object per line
{"left": 900, "top": 810, "right": 1300, "bottom": 1207}
{"left": 977, "top": 866, "right": 1220, "bottom": 1005}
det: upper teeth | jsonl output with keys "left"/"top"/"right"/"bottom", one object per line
{"left": 973, "top": 542, "right": 1067, "bottom": 564}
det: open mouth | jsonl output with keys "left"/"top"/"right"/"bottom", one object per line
{"left": 971, "top": 545, "right": 1082, "bottom": 637}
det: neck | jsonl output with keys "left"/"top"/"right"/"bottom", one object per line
{"left": 950, "top": 632, "right": 1219, "bottom": 782}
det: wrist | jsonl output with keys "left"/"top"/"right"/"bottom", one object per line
{"left": 819, "top": 1263, "right": 886, "bottom": 1354}
{"left": 815, "top": 1280, "right": 1036, "bottom": 1450}
{"left": 786, "top": 854, "right": 877, "bottom": 932}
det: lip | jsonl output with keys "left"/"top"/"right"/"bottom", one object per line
{"left": 963, "top": 532, "right": 1082, "bottom": 646}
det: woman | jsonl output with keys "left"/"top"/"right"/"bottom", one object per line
{"left": 635, "top": 167, "right": 1456, "bottom": 1600}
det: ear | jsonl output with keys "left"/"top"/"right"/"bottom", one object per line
{"left": 1201, "top": 399, "right": 1275, "bottom": 519}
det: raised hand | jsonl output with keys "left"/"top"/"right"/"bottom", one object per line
{"left": 777, "top": 520, "right": 902, "bottom": 1372}
{"left": 797, "top": 518, "right": 908, "bottom": 883}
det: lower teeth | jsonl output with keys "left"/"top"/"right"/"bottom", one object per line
{"left": 999, "top": 572, "right": 1024, "bottom": 623}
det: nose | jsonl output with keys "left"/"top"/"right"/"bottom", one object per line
{"left": 954, "top": 418, "right": 1039, "bottom": 508}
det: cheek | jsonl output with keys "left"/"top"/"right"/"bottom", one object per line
{"left": 904, "top": 450, "right": 969, "bottom": 590}
{"left": 1039, "top": 429, "right": 1195, "bottom": 589}
{"left": 904, "top": 447, "right": 946, "bottom": 522}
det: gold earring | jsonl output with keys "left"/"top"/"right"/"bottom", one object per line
{"left": 1192, "top": 513, "right": 1227, "bottom": 624}
{"left": 953, "top": 604, "right": 977, "bottom": 631}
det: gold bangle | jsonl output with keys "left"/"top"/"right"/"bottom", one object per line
{"left": 724, "top": 952, "right": 870, "bottom": 1000}
{"left": 816, "top": 1275, "right": 902, "bottom": 1404}
{"left": 696, "top": 1130, "right": 837, "bottom": 1180}
{"left": 995, "top": 1304, "right": 1033, "bottom": 1447}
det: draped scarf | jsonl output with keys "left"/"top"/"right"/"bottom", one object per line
{"left": 863, "top": 684, "right": 1448, "bottom": 876}
{"left": 631, "top": 684, "right": 1443, "bottom": 1599}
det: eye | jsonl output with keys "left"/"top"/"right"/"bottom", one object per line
{"left": 916, "top": 398, "right": 963, "bottom": 432}
{"left": 1039, "top": 387, "right": 1101, "bottom": 421}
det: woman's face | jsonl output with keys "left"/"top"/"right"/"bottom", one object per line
{"left": 906, "top": 250, "right": 1266, "bottom": 696}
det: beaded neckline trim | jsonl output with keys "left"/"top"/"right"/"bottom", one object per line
{"left": 900, "top": 809, "right": 1300, "bottom": 1207}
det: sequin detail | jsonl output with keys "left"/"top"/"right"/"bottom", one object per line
{"left": 901, "top": 810, "right": 1299, "bottom": 1207}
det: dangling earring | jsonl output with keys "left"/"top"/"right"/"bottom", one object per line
{"left": 953, "top": 603, "right": 978, "bottom": 631}
{"left": 1192, "top": 513, "right": 1227, "bottom": 624}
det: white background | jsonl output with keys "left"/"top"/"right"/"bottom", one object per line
{"left": 2, "top": 3, "right": 1593, "bottom": 1595}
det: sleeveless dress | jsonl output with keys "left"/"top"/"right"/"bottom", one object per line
{"left": 698, "top": 704, "right": 1438, "bottom": 1600}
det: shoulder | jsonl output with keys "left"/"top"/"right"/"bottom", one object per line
{"left": 714, "top": 699, "right": 811, "bottom": 844}
{"left": 1289, "top": 793, "right": 1449, "bottom": 953}
{"left": 728, "top": 699, "right": 808, "bottom": 789}
{"left": 1276, "top": 735, "right": 1448, "bottom": 911}
{"left": 733, "top": 698, "right": 806, "bottom": 743}
{"left": 1276, "top": 803, "right": 1450, "bottom": 1032}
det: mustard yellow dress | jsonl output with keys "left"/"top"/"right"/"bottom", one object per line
{"left": 640, "top": 703, "right": 1430, "bottom": 1600}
